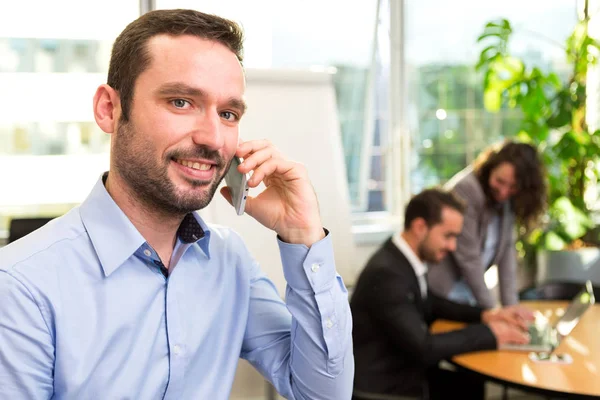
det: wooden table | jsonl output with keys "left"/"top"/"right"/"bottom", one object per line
{"left": 432, "top": 301, "right": 600, "bottom": 399}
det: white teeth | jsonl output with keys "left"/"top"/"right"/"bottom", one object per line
{"left": 176, "top": 159, "right": 211, "bottom": 171}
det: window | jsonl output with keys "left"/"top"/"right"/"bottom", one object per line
{"left": 0, "top": 0, "right": 139, "bottom": 236}
{"left": 405, "top": 0, "right": 578, "bottom": 191}
{"left": 0, "top": 0, "right": 139, "bottom": 155}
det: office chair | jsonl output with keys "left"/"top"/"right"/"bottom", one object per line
{"left": 8, "top": 217, "right": 55, "bottom": 244}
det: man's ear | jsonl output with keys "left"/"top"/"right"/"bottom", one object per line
{"left": 93, "top": 84, "right": 121, "bottom": 134}
{"left": 412, "top": 217, "right": 429, "bottom": 240}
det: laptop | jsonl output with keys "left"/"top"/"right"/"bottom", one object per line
{"left": 502, "top": 280, "right": 595, "bottom": 352}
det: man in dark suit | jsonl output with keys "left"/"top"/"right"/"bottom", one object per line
{"left": 351, "top": 188, "right": 531, "bottom": 400}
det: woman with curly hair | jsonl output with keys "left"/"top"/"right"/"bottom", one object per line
{"left": 428, "top": 140, "right": 546, "bottom": 309}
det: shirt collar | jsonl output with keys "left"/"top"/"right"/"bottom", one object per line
{"left": 79, "top": 173, "right": 211, "bottom": 277}
{"left": 391, "top": 232, "right": 428, "bottom": 277}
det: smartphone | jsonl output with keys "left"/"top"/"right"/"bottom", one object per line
{"left": 223, "top": 156, "right": 249, "bottom": 215}
{"left": 528, "top": 352, "right": 573, "bottom": 364}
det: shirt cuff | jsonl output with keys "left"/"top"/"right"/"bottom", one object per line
{"left": 277, "top": 229, "right": 336, "bottom": 293}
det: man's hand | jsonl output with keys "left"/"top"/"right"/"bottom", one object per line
{"left": 482, "top": 304, "right": 534, "bottom": 331}
{"left": 220, "top": 139, "right": 325, "bottom": 247}
{"left": 487, "top": 321, "right": 530, "bottom": 347}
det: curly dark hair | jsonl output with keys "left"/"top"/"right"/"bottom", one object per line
{"left": 107, "top": 9, "right": 244, "bottom": 122}
{"left": 474, "top": 140, "right": 547, "bottom": 229}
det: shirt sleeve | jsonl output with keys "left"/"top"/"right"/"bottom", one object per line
{"left": 451, "top": 185, "right": 496, "bottom": 309}
{"left": 0, "top": 270, "right": 54, "bottom": 400}
{"left": 239, "top": 231, "right": 354, "bottom": 400}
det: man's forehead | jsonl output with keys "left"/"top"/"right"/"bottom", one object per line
{"left": 146, "top": 34, "right": 238, "bottom": 59}
{"left": 139, "top": 34, "right": 245, "bottom": 91}
{"left": 440, "top": 207, "right": 463, "bottom": 223}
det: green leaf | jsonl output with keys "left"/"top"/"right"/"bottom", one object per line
{"left": 483, "top": 88, "right": 502, "bottom": 111}
{"left": 485, "top": 19, "right": 509, "bottom": 29}
{"left": 502, "top": 56, "right": 525, "bottom": 74}
{"left": 484, "top": 21, "right": 503, "bottom": 28}
{"left": 479, "top": 45, "right": 499, "bottom": 58}
{"left": 550, "top": 196, "right": 593, "bottom": 240}
{"left": 544, "top": 231, "right": 567, "bottom": 250}
{"left": 547, "top": 91, "right": 573, "bottom": 128}
{"left": 476, "top": 48, "right": 500, "bottom": 70}
{"left": 546, "top": 73, "right": 562, "bottom": 88}
{"left": 527, "top": 228, "right": 543, "bottom": 245}
{"left": 571, "top": 130, "right": 591, "bottom": 145}
{"left": 477, "top": 32, "right": 500, "bottom": 42}
{"left": 516, "top": 130, "right": 534, "bottom": 143}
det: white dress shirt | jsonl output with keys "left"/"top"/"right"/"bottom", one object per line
{"left": 392, "top": 233, "right": 428, "bottom": 298}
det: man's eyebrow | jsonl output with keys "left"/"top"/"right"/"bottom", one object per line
{"left": 227, "top": 98, "right": 247, "bottom": 115}
{"left": 156, "top": 82, "right": 205, "bottom": 97}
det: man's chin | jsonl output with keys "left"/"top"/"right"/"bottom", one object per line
{"left": 171, "top": 192, "right": 215, "bottom": 213}
{"left": 159, "top": 182, "right": 212, "bottom": 211}
{"left": 430, "top": 253, "right": 446, "bottom": 263}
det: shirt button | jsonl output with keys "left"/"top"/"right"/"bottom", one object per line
{"left": 143, "top": 249, "right": 152, "bottom": 257}
{"left": 311, "top": 263, "right": 320, "bottom": 273}
{"left": 325, "top": 318, "right": 333, "bottom": 329}
{"left": 173, "top": 345, "right": 182, "bottom": 355}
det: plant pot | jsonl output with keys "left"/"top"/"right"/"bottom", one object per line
{"left": 536, "top": 248, "right": 600, "bottom": 286}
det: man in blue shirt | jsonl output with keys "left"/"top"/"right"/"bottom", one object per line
{"left": 0, "top": 9, "right": 353, "bottom": 400}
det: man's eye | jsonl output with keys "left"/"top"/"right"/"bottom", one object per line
{"left": 220, "top": 111, "right": 238, "bottom": 121}
{"left": 172, "top": 99, "right": 190, "bottom": 108}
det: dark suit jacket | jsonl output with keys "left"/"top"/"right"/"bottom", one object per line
{"left": 351, "top": 238, "right": 497, "bottom": 397}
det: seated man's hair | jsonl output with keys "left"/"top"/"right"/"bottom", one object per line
{"left": 404, "top": 188, "right": 465, "bottom": 230}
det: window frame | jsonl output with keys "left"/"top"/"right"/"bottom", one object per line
{"left": 351, "top": 0, "right": 407, "bottom": 243}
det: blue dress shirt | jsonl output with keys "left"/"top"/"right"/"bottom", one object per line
{"left": 0, "top": 175, "right": 354, "bottom": 399}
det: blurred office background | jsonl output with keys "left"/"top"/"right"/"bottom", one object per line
{"left": 0, "top": 0, "right": 592, "bottom": 398}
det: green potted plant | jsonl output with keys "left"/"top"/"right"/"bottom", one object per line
{"left": 476, "top": 2, "right": 600, "bottom": 285}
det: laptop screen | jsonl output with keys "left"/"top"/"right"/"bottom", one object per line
{"left": 554, "top": 281, "right": 595, "bottom": 338}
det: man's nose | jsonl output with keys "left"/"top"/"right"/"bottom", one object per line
{"left": 447, "top": 239, "right": 457, "bottom": 252}
{"left": 191, "top": 110, "right": 225, "bottom": 150}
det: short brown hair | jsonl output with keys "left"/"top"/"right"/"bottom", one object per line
{"left": 404, "top": 188, "right": 466, "bottom": 231}
{"left": 474, "top": 140, "right": 546, "bottom": 229}
{"left": 107, "top": 9, "right": 244, "bottom": 122}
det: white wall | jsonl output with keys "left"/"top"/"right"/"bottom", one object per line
{"left": 352, "top": 242, "right": 382, "bottom": 280}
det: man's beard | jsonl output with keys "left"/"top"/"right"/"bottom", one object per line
{"left": 418, "top": 238, "right": 440, "bottom": 264}
{"left": 112, "top": 120, "right": 230, "bottom": 215}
